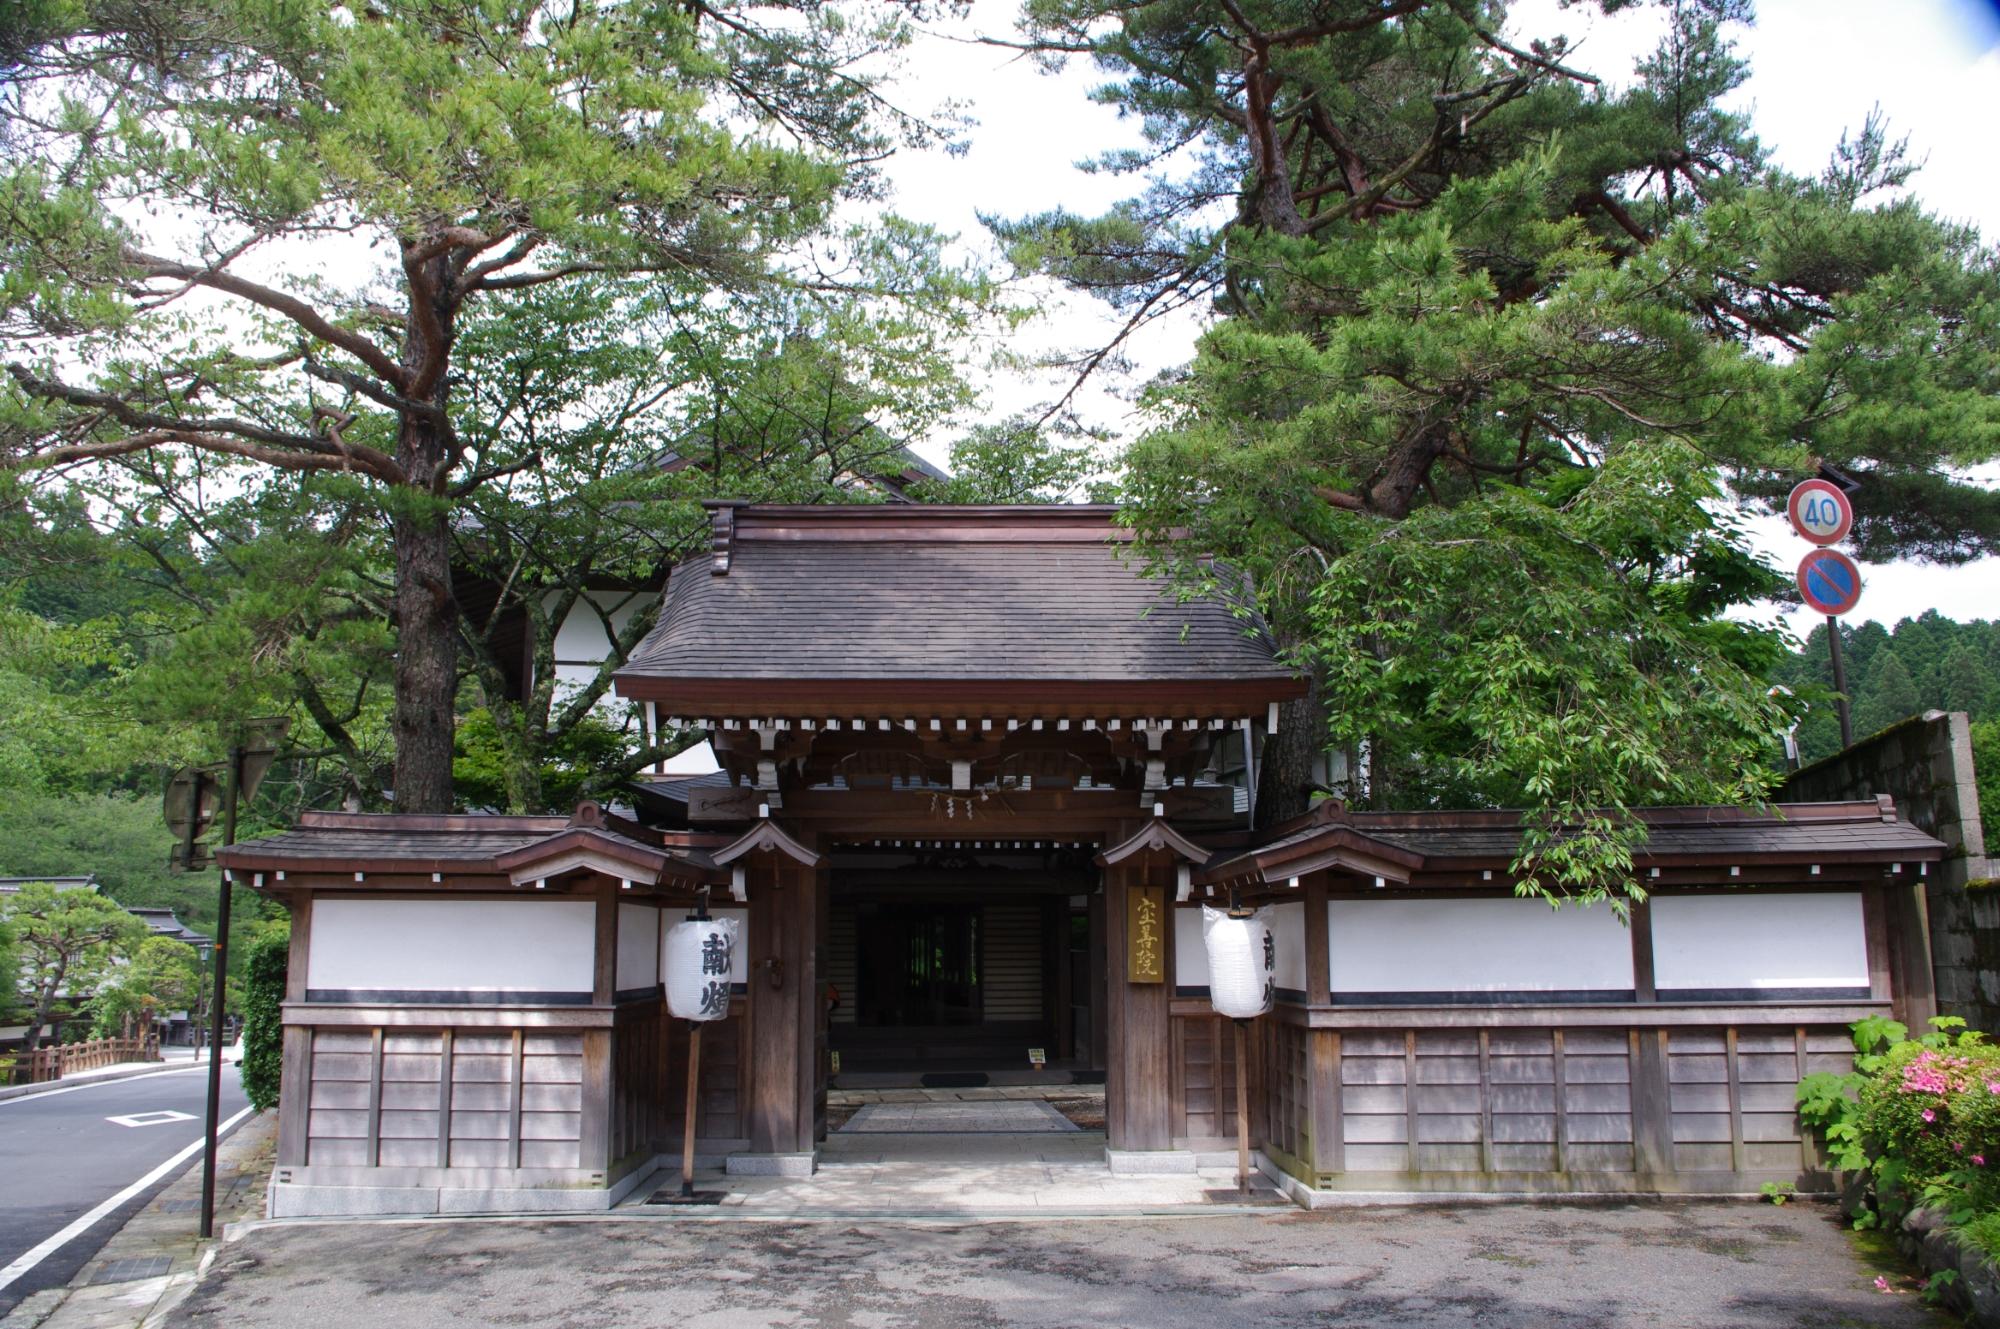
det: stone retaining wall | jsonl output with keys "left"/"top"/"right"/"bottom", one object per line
{"left": 1783, "top": 711, "right": 2000, "bottom": 1032}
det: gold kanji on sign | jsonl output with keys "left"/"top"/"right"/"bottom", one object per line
{"left": 1127, "top": 887, "right": 1165, "bottom": 983}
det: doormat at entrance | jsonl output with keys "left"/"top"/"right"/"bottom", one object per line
{"left": 920, "top": 1071, "right": 988, "bottom": 1089}
{"left": 838, "top": 1100, "right": 1080, "bottom": 1134}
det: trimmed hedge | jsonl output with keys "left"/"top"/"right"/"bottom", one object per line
{"left": 238, "top": 923, "right": 289, "bottom": 1112}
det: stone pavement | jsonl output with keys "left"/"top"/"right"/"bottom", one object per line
{"left": 634, "top": 1093, "right": 1279, "bottom": 1217}
{"left": 1, "top": 1113, "right": 275, "bottom": 1329}
{"left": 839, "top": 1101, "right": 1079, "bottom": 1133}
{"left": 168, "top": 1199, "right": 1951, "bottom": 1328}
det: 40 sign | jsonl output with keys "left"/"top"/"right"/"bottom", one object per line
{"left": 1797, "top": 548, "right": 1864, "bottom": 617}
{"left": 1787, "top": 478, "right": 1854, "bottom": 546}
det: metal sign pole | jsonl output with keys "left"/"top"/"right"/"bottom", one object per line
{"left": 198, "top": 744, "right": 241, "bottom": 1240}
{"left": 1827, "top": 615, "right": 1854, "bottom": 749}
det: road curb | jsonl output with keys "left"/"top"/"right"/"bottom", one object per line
{"left": 0, "top": 1062, "right": 209, "bottom": 1104}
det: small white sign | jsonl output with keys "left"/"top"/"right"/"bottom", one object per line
{"left": 1027, "top": 1047, "right": 1046, "bottom": 1068}
{"left": 107, "top": 1110, "right": 196, "bottom": 1129}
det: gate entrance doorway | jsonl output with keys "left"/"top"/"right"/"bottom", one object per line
{"left": 825, "top": 853, "right": 1105, "bottom": 1086}
{"left": 853, "top": 901, "right": 983, "bottom": 1030}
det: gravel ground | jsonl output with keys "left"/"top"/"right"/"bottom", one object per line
{"left": 168, "top": 1200, "right": 1946, "bottom": 1329}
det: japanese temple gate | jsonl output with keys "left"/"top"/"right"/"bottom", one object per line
{"left": 220, "top": 504, "right": 1947, "bottom": 1216}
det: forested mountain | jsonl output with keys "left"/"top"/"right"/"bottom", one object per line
{"left": 1773, "top": 613, "right": 2000, "bottom": 853}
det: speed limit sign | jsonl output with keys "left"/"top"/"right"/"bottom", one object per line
{"left": 1787, "top": 479, "right": 1853, "bottom": 546}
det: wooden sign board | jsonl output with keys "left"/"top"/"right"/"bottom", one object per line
{"left": 1126, "top": 887, "right": 1166, "bottom": 984}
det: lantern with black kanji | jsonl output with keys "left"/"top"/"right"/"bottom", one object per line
{"left": 666, "top": 915, "right": 740, "bottom": 1021}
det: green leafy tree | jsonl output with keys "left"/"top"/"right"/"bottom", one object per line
{"left": 910, "top": 418, "right": 1103, "bottom": 504}
{"left": 996, "top": 0, "right": 2000, "bottom": 895}
{"left": 0, "top": 913, "right": 19, "bottom": 1026}
{"left": 1857, "top": 650, "right": 1921, "bottom": 739}
{"left": 1, "top": 0, "right": 959, "bottom": 812}
{"left": 1973, "top": 718, "right": 2000, "bottom": 860}
{"left": 88, "top": 934, "right": 202, "bottom": 1042}
{"left": 0, "top": 882, "right": 146, "bottom": 1052}
{"left": 1940, "top": 644, "right": 1992, "bottom": 720}
{"left": 448, "top": 268, "right": 989, "bottom": 812}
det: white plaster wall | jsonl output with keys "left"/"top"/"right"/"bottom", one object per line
{"left": 308, "top": 899, "right": 596, "bottom": 994}
{"left": 1269, "top": 900, "right": 1306, "bottom": 994}
{"left": 1650, "top": 892, "right": 1868, "bottom": 991}
{"left": 1327, "top": 898, "right": 1635, "bottom": 995}
{"left": 548, "top": 590, "right": 643, "bottom": 663}
{"left": 661, "top": 906, "right": 749, "bottom": 985}
{"left": 1174, "top": 907, "right": 1208, "bottom": 987}
{"left": 617, "top": 903, "right": 660, "bottom": 991}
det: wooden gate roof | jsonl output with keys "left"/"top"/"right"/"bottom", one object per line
{"left": 613, "top": 503, "right": 1303, "bottom": 718}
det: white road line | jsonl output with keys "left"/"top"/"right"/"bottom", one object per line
{"left": 0, "top": 1065, "right": 212, "bottom": 1107}
{"left": 0, "top": 1105, "right": 254, "bottom": 1295}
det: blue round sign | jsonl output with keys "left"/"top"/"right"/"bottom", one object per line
{"left": 1796, "top": 548, "right": 1863, "bottom": 616}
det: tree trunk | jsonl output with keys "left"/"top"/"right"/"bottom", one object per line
{"left": 389, "top": 255, "right": 460, "bottom": 814}
{"left": 391, "top": 498, "right": 457, "bottom": 812}
{"left": 1254, "top": 683, "right": 1326, "bottom": 828}
{"left": 20, "top": 960, "right": 66, "bottom": 1055}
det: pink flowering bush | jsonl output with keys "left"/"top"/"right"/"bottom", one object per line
{"left": 1858, "top": 1031, "right": 2000, "bottom": 1192}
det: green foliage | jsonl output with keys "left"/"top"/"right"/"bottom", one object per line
{"left": 0, "top": 913, "right": 17, "bottom": 1025}
{"left": 910, "top": 418, "right": 1102, "bottom": 504}
{"left": 1300, "top": 442, "right": 1785, "bottom": 900}
{"left": 1975, "top": 719, "right": 2000, "bottom": 860}
{"left": 0, "top": 0, "right": 973, "bottom": 811}
{"left": 238, "top": 918, "right": 289, "bottom": 1113}
{"left": 87, "top": 934, "right": 201, "bottom": 1039}
{"left": 1759, "top": 1181, "right": 1795, "bottom": 1206}
{"left": 1004, "top": 0, "right": 2000, "bottom": 895}
{"left": 1774, "top": 616, "right": 2000, "bottom": 854}
{"left": 1822, "top": 1016, "right": 2000, "bottom": 1259}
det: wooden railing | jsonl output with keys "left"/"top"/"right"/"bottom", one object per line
{"left": 5, "top": 1034, "right": 160, "bottom": 1085}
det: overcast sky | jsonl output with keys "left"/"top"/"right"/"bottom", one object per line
{"left": 878, "top": 0, "right": 2000, "bottom": 643}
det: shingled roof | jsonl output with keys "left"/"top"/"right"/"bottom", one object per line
{"left": 613, "top": 503, "right": 1303, "bottom": 715}
{"left": 1199, "top": 797, "right": 1947, "bottom": 888}
{"left": 218, "top": 804, "right": 724, "bottom": 889}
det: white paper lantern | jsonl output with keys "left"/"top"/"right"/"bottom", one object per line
{"left": 666, "top": 916, "right": 740, "bottom": 1022}
{"left": 1202, "top": 904, "right": 1274, "bottom": 1019}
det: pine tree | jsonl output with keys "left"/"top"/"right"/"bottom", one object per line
{"left": 0, "top": 1, "right": 962, "bottom": 811}
{"left": 1858, "top": 651, "right": 1922, "bottom": 738}
{"left": 993, "top": 0, "right": 2000, "bottom": 896}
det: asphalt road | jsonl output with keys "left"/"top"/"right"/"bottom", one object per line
{"left": 0, "top": 1064, "right": 249, "bottom": 1315}
{"left": 174, "top": 1201, "right": 1946, "bottom": 1329}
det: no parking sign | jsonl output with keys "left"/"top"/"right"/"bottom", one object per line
{"left": 1796, "top": 547, "right": 1863, "bottom": 616}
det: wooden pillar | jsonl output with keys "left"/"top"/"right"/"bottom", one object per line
{"left": 1884, "top": 880, "right": 1938, "bottom": 1028}
{"left": 1087, "top": 890, "right": 1108, "bottom": 1072}
{"left": 1304, "top": 874, "right": 1341, "bottom": 1180}
{"left": 1047, "top": 894, "right": 1074, "bottom": 1064}
{"left": 578, "top": 877, "right": 619, "bottom": 1177}
{"left": 746, "top": 857, "right": 823, "bottom": 1156}
{"left": 276, "top": 892, "right": 313, "bottom": 1166}
{"left": 1104, "top": 853, "right": 1172, "bottom": 1153}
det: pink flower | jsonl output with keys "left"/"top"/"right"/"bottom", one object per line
{"left": 1876, "top": 1276, "right": 1892, "bottom": 1292}
{"left": 1955, "top": 1142, "right": 1965, "bottom": 1152}
{"left": 1989, "top": 1082, "right": 1999, "bottom": 1094}
{"left": 1976, "top": 1155, "right": 1988, "bottom": 1166}
{"left": 1922, "top": 1109, "right": 1936, "bottom": 1122}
